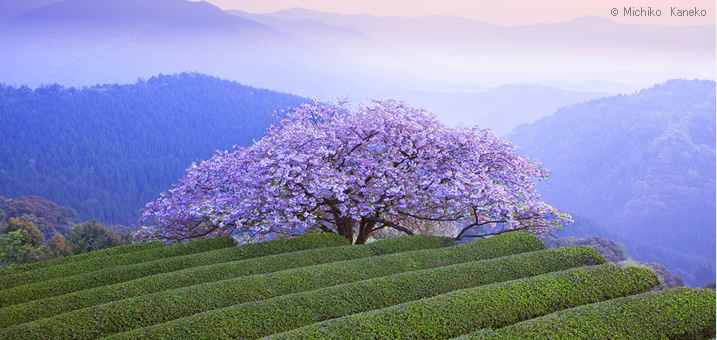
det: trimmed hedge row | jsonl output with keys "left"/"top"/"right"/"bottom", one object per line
{"left": 0, "top": 232, "right": 538, "bottom": 329}
{"left": 0, "top": 236, "right": 236, "bottom": 289}
{"left": 0, "top": 232, "right": 351, "bottom": 307}
{"left": 458, "top": 288, "right": 716, "bottom": 339}
{"left": 0, "top": 232, "right": 464, "bottom": 328}
{"left": 102, "top": 246, "right": 606, "bottom": 340}
{"left": 0, "top": 241, "right": 165, "bottom": 277}
{"left": 267, "top": 264, "right": 661, "bottom": 339}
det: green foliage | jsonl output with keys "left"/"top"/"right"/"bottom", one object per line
{"left": 101, "top": 246, "right": 604, "bottom": 340}
{"left": 44, "top": 233, "right": 73, "bottom": 259}
{"left": 540, "top": 234, "right": 628, "bottom": 263}
{"left": 0, "top": 239, "right": 165, "bottom": 277}
{"left": 1, "top": 229, "right": 706, "bottom": 339}
{"left": 0, "top": 233, "right": 531, "bottom": 329}
{"left": 0, "top": 231, "right": 35, "bottom": 266}
{"left": 0, "top": 209, "right": 6, "bottom": 228}
{"left": 0, "top": 217, "right": 48, "bottom": 266}
{"left": 461, "top": 288, "right": 716, "bottom": 339}
{"left": 268, "top": 265, "right": 660, "bottom": 339}
{"left": 0, "top": 75, "right": 311, "bottom": 225}
{"left": 0, "top": 196, "right": 79, "bottom": 239}
{"left": 0, "top": 234, "right": 442, "bottom": 310}
{"left": 3, "top": 217, "right": 44, "bottom": 248}
{"left": 541, "top": 231, "right": 686, "bottom": 288}
{"left": 66, "top": 220, "right": 132, "bottom": 254}
{"left": 0, "top": 233, "right": 352, "bottom": 304}
{"left": 1, "top": 234, "right": 454, "bottom": 338}
{"left": 635, "top": 261, "right": 685, "bottom": 288}
{"left": 0, "top": 235, "right": 236, "bottom": 302}
{"left": 0, "top": 196, "right": 141, "bottom": 269}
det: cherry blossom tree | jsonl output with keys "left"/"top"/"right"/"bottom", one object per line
{"left": 138, "top": 100, "right": 571, "bottom": 244}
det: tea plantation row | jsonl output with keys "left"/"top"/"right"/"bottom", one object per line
{"left": 0, "top": 232, "right": 713, "bottom": 339}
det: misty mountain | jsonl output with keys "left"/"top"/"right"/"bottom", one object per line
{"left": 0, "top": 0, "right": 352, "bottom": 95}
{"left": 366, "top": 84, "right": 606, "bottom": 136}
{"left": 2, "top": 0, "right": 713, "bottom": 134}
{"left": 0, "top": 0, "right": 614, "bottom": 134}
{"left": 244, "top": 8, "right": 715, "bottom": 89}
{"left": 0, "top": 73, "right": 310, "bottom": 225}
{"left": 0, "top": 0, "right": 57, "bottom": 20}
{"left": 555, "top": 215, "right": 714, "bottom": 287}
{"left": 258, "top": 8, "right": 713, "bottom": 57}
{"left": 505, "top": 79, "right": 715, "bottom": 283}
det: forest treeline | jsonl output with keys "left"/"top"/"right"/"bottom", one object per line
{"left": 0, "top": 73, "right": 311, "bottom": 225}
{"left": 0, "top": 195, "right": 134, "bottom": 266}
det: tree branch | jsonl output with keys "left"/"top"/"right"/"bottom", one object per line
{"left": 366, "top": 217, "right": 414, "bottom": 236}
{"left": 456, "top": 224, "right": 534, "bottom": 240}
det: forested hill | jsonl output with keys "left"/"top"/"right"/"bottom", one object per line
{"left": 0, "top": 73, "right": 311, "bottom": 225}
{"left": 505, "top": 79, "right": 715, "bottom": 285}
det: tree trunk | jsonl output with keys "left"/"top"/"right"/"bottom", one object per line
{"left": 355, "top": 229, "right": 369, "bottom": 245}
{"left": 355, "top": 220, "right": 375, "bottom": 245}
{"left": 336, "top": 218, "right": 355, "bottom": 244}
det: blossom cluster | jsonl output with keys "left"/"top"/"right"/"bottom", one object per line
{"left": 137, "top": 100, "right": 571, "bottom": 243}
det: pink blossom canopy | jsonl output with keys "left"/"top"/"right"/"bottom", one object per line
{"left": 138, "top": 100, "right": 571, "bottom": 244}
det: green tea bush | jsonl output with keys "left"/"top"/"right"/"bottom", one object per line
{"left": 459, "top": 288, "right": 716, "bottom": 339}
{"left": 0, "top": 232, "right": 351, "bottom": 307}
{"left": 0, "top": 233, "right": 535, "bottom": 329}
{"left": 268, "top": 264, "right": 660, "bottom": 339}
{"left": 0, "top": 240, "right": 165, "bottom": 277}
{"left": 0, "top": 236, "right": 235, "bottom": 289}
{"left": 100, "top": 246, "right": 604, "bottom": 340}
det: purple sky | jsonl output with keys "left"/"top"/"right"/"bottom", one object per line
{"left": 196, "top": 0, "right": 715, "bottom": 26}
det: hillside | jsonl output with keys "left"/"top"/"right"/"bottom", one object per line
{"left": 553, "top": 215, "right": 715, "bottom": 287}
{"left": 0, "top": 195, "right": 79, "bottom": 238}
{"left": 0, "top": 73, "right": 311, "bottom": 225}
{"left": 0, "top": 233, "right": 713, "bottom": 339}
{"left": 504, "top": 79, "right": 716, "bottom": 286}
{"left": 1, "top": 0, "right": 712, "bottom": 135}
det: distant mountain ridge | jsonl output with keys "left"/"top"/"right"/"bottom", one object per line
{"left": 249, "top": 9, "right": 714, "bottom": 56}
{"left": 504, "top": 79, "right": 716, "bottom": 284}
{"left": 364, "top": 84, "right": 607, "bottom": 135}
{"left": 0, "top": 0, "right": 340, "bottom": 95}
{"left": 0, "top": 73, "right": 311, "bottom": 225}
{"left": 0, "top": 0, "right": 57, "bottom": 20}
{"left": 7, "top": 0, "right": 240, "bottom": 25}
{"left": 0, "top": 0, "right": 712, "bottom": 125}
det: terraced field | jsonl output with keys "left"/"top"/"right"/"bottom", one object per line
{"left": 0, "top": 232, "right": 714, "bottom": 339}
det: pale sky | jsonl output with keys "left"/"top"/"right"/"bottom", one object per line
{"left": 198, "top": 0, "right": 715, "bottom": 26}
